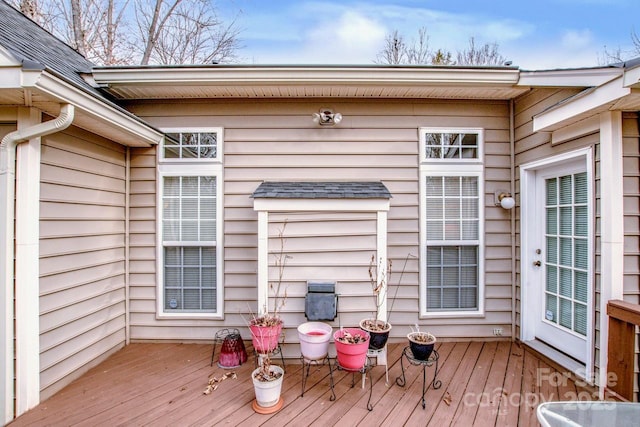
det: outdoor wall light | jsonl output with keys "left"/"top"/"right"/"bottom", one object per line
{"left": 312, "top": 108, "right": 342, "bottom": 126}
{"left": 495, "top": 190, "right": 516, "bottom": 209}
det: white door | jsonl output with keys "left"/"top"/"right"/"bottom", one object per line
{"left": 524, "top": 156, "right": 592, "bottom": 364}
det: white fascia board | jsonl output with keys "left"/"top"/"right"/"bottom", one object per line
{"left": 253, "top": 198, "right": 391, "bottom": 213}
{"left": 23, "top": 70, "right": 163, "bottom": 146}
{"left": 533, "top": 76, "right": 630, "bottom": 132}
{"left": 92, "top": 66, "right": 520, "bottom": 87}
{"left": 0, "top": 67, "right": 23, "bottom": 88}
{"left": 623, "top": 65, "right": 640, "bottom": 88}
{"left": 518, "top": 68, "right": 621, "bottom": 88}
{"left": 551, "top": 116, "right": 600, "bottom": 145}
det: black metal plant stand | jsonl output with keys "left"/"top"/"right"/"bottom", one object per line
{"left": 299, "top": 355, "right": 331, "bottom": 397}
{"left": 395, "top": 347, "right": 441, "bottom": 409}
{"left": 328, "top": 356, "right": 374, "bottom": 411}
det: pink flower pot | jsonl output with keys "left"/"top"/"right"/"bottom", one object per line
{"left": 333, "top": 328, "right": 370, "bottom": 370}
{"left": 250, "top": 323, "right": 282, "bottom": 353}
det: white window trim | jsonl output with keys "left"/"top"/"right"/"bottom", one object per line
{"left": 419, "top": 127, "right": 484, "bottom": 164}
{"left": 419, "top": 127, "right": 485, "bottom": 318}
{"left": 156, "top": 129, "right": 224, "bottom": 319}
{"left": 160, "top": 127, "right": 224, "bottom": 163}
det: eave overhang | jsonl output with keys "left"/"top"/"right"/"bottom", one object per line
{"left": 0, "top": 65, "right": 163, "bottom": 147}
{"left": 91, "top": 65, "right": 527, "bottom": 100}
{"left": 533, "top": 71, "right": 640, "bottom": 133}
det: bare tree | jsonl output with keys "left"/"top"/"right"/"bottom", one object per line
{"left": 406, "top": 27, "right": 431, "bottom": 64}
{"left": 375, "top": 27, "right": 432, "bottom": 65}
{"left": 600, "top": 28, "right": 640, "bottom": 65}
{"left": 134, "top": 0, "right": 241, "bottom": 65}
{"left": 375, "top": 30, "right": 408, "bottom": 65}
{"left": 11, "top": 0, "right": 57, "bottom": 32}
{"left": 376, "top": 29, "right": 507, "bottom": 66}
{"left": 455, "top": 37, "right": 507, "bottom": 66}
{"left": 8, "top": 0, "right": 241, "bottom": 65}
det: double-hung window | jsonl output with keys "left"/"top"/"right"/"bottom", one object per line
{"left": 157, "top": 129, "right": 223, "bottom": 317}
{"left": 419, "top": 128, "right": 484, "bottom": 316}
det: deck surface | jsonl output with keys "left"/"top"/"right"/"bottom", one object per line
{"left": 9, "top": 341, "right": 598, "bottom": 426}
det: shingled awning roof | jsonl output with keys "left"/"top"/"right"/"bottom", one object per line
{"left": 251, "top": 181, "right": 392, "bottom": 199}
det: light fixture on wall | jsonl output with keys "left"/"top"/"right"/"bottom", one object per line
{"left": 495, "top": 190, "right": 516, "bottom": 209}
{"left": 312, "top": 108, "right": 342, "bottom": 126}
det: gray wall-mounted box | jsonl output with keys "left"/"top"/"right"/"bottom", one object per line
{"left": 305, "top": 281, "right": 337, "bottom": 321}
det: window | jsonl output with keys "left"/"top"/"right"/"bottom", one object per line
{"left": 157, "top": 129, "right": 223, "bottom": 317}
{"left": 420, "top": 128, "right": 484, "bottom": 316}
{"left": 163, "top": 131, "right": 218, "bottom": 160}
{"left": 424, "top": 132, "right": 479, "bottom": 160}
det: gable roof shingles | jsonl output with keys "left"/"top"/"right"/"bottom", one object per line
{"left": 251, "top": 182, "right": 392, "bottom": 199}
{"left": 0, "top": 1, "right": 104, "bottom": 98}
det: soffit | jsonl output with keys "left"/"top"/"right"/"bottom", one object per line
{"left": 92, "top": 66, "right": 529, "bottom": 100}
{"left": 101, "top": 83, "right": 529, "bottom": 100}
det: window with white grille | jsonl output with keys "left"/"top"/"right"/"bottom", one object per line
{"left": 420, "top": 128, "right": 484, "bottom": 315}
{"left": 158, "top": 129, "right": 222, "bottom": 317}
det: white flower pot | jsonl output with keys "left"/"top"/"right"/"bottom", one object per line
{"left": 252, "top": 365, "right": 284, "bottom": 408}
{"left": 298, "top": 322, "right": 332, "bottom": 360}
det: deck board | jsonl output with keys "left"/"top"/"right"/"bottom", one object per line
{"left": 9, "top": 341, "right": 598, "bottom": 427}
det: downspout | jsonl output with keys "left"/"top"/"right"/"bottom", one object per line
{"left": 509, "top": 99, "right": 517, "bottom": 341}
{"left": 0, "top": 104, "right": 74, "bottom": 423}
{"left": 125, "top": 147, "right": 131, "bottom": 344}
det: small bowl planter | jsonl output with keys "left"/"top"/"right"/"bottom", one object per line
{"left": 334, "top": 328, "right": 370, "bottom": 370}
{"left": 359, "top": 318, "right": 392, "bottom": 350}
{"left": 298, "top": 322, "right": 332, "bottom": 360}
{"left": 407, "top": 332, "right": 436, "bottom": 361}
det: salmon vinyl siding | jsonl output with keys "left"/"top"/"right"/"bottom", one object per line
{"left": 128, "top": 98, "right": 513, "bottom": 344}
{"left": 38, "top": 127, "right": 127, "bottom": 399}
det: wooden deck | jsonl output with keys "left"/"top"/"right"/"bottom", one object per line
{"left": 9, "top": 340, "right": 598, "bottom": 426}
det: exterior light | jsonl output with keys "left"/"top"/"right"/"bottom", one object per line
{"left": 495, "top": 191, "right": 515, "bottom": 209}
{"left": 312, "top": 108, "right": 342, "bottom": 126}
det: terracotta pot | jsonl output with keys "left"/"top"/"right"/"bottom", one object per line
{"left": 252, "top": 365, "right": 284, "bottom": 408}
{"left": 250, "top": 322, "right": 282, "bottom": 353}
{"left": 407, "top": 332, "right": 436, "bottom": 361}
{"left": 359, "top": 318, "right": 391, "bottom": 350}
{"left": 298, "top": 322, "right": 332, "bottom": 360}
{"left": 333, "top": 328, "right": 370, "bottom": 370}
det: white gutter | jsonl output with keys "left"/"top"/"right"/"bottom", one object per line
{"left": 0, "top": 104, "right": 74, "bottom": 424}
{"left": 22, "top": 69, "right": 163, "bottom": 147}
{"left": 92, "top": 66, "right": 521, "bottom": 87}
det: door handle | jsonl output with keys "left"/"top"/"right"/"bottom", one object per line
{"left": 533, "top": 260, "right": 542, "bottom": 267}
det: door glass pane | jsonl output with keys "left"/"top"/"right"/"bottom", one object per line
{"left": 544, "top": 171, "right": 589, "bottom": 336}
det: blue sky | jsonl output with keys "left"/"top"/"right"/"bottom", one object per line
{"left": 217, "top": 0, "right": 639, "bottom": 69}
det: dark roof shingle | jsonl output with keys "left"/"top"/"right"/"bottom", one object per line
{"left": 251, "top": 181, "right": 392, "bottom": 199}
{"left": 0, "top": 1, "right": 100, "bottom": 96}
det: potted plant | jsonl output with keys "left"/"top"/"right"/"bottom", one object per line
{"left": 407, "top": 330, "right": 436, "bottom": 361}
{"left": 297, "top": 321, "right": 332, "bottom": 361}
{"left": 333, "top": 327, "right": 370, "bottom": 370}
{"left": 249, "top": 221, "right": 290, "bottom": 412}
{"left": 359, "top": 254, "right": 393, "bottom": 350}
